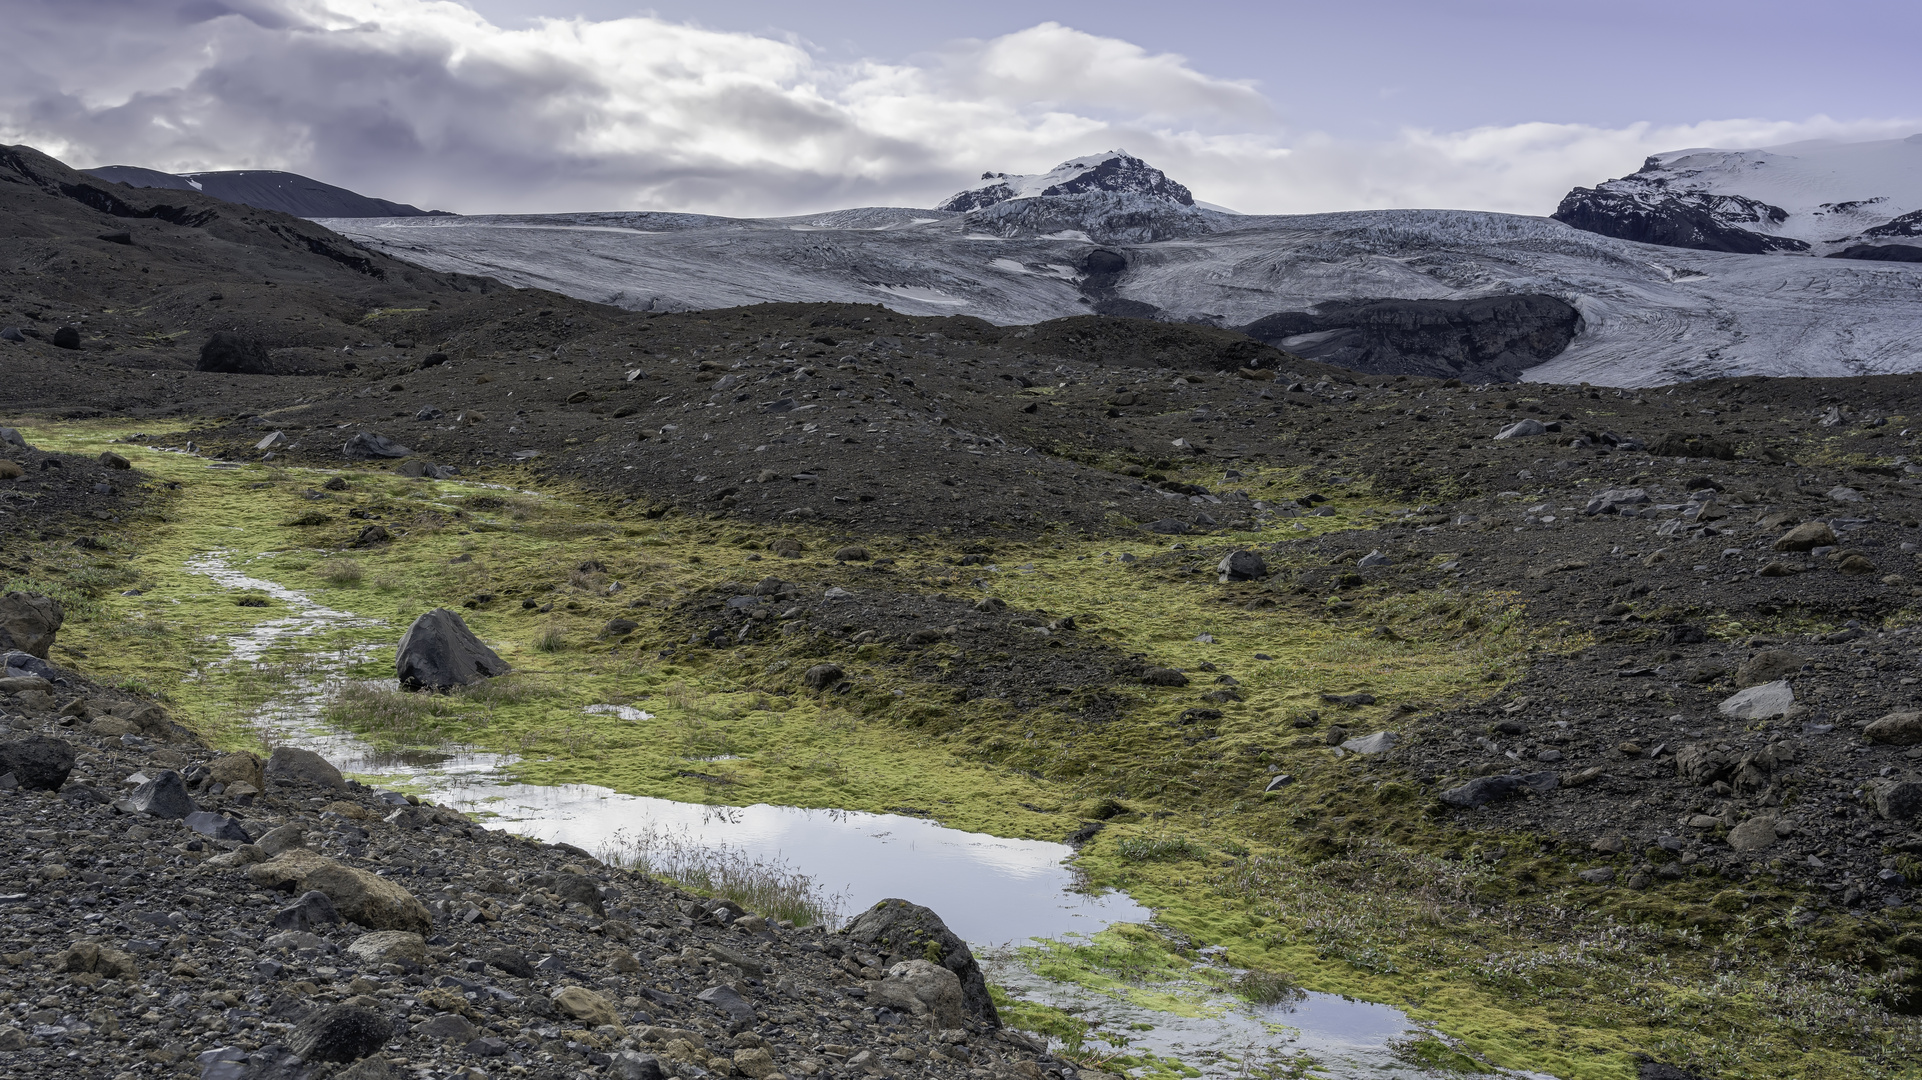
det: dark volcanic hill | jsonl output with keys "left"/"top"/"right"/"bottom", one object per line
{"left": 85, "top": 164, "right": 446, "bottom": 219}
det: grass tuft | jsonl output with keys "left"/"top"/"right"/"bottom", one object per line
{"left": 597, "top": 828, "right": 843, "bottom": 928}
{"left": 314, "top": 558, "right": 365, "bottom": 585}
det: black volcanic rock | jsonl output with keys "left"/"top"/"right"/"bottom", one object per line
{"left": 1827, "top": 243, "right": 1922, "bottom": 263}
{"left": 1240, "top": 295, "right": 1581, "bottom": 381}
{"left": 196, "top": 331, "right": 276, "bottom": 374}
{"left": 1552, "top": 186, "right": 1808, "bottom": 254}
{"left": 395, "top": 608, "right": 510, "bottom": 691}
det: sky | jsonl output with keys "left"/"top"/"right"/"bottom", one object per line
{"left": 4, "top": 0, "right": 1917, "bottom": 217}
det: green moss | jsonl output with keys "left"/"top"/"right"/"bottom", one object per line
{"left": 13, "top": 418, "right": 1920, "bottom": 1080}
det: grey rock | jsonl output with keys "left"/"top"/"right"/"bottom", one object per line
{"left": 466, "top": 1037, "right": 512, "bottom": 1057}
{"left": 1216, "top": 550, "right": 1266, "bottom": 582}
{"left": 342, "top": 432, "right": 412, "bottom": 460}
{"left": 1356, "top": 549, "right": 1391, "bottom": 567}
{"left": 266, "top": 746, "right": 346, "bottom": 789}
{"left": 1717, "top": 680, "right": 1795, "bottom": 720}
{"left": 1494, "top": 418, "right": 1547, "bottom": 440}
{"left": 2, "top": 651, "right": 60, "bottom": 680}
{"left": 844, "top": 898, "right": 999, "bottom": 1026}
{"left": 289, "top": 1004, "right": 392, "bottom": 1063}
{"left": 803, "top": 663, "right": 844, "bottom": 690}
{"left": 1264, "top": 774, "right": 1295, "bottom": 791}
{"left": 1727, "top": 815, "right": 1781, "bottom": 851}
{"left": 1141, "top": 667, "right": 1189, "bottom": 687}
{"left": 1735, "top": 650, "right": 1799, "bottom": 688}
{"left": 1339, "top": 731, "right": 1399, "bottom": 755}
{"left": 184, "top": 810, "right": 252, "bottom": 842}
{"left": 0, "top": 591, "right": 64, "bottom": 660}
{"left": 1864, "top": 712, "right": 1922, "bottom": 746}
{"left": 553, "top": 871, "right": 606, "bottom": 916}
{"left": 1875, "top": 781, "right": 1922, "bottom": 821}
{"left": 611, "top": 1051, "right": 668, "bottom": 1080}
{"left": 1577, "top": 867, "right": 1616, "bottom": 884}
{"left": 256, "top": 823, "right": 307, "bottom": 855}
{"left": 696, "top": 984, "right": 758, "bottom": 1026}
{"left": 0, "top": 735, "right": 75, "bottom": 791}
{"left": 1581, "top": 487, "right": 1649, "bottom": 515}
{"left": 484, "top": 946, "right": 536, "bottom": 979}
{"left": 272, "top": 890, "right": 341, "bottom": 932}
{"left": 412, "top": 1013, "right": 478, "bottom": 1041}
{"left": 1439, "top": 774, "right": 1524, "bottom": 809}
{"left": 1147, "top": 518, "right": 1191, "bottom": 535}
{"left": 124, "top": 770, "right": 197, "bottom": 819}
{"left": 395, "top": 608, "right": 511, "bottom": 691}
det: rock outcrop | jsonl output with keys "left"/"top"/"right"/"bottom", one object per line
{"left": 395, "top": 608, "right": 511, "bottom": 691}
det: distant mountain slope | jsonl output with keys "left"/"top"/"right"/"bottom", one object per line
{"left": 1554, "top": 135, "right": 1922, "bottom": 258}
{"left": 936, "top": 150, "right": 1194, "bottom": 212}
{"left": 86, "top": 165, "right": 446, "bottom": 219}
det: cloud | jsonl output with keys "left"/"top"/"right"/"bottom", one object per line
{"left": 0, "top": 0, "right": 1915, "bottom": 218}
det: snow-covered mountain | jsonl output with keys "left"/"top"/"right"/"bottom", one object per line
{"left": 315, "top": 148, "right": 1922, "bottom": 388}
{"left": 86, "top": 165, "right": 446, "bottom": 219}
{"left": 936, "top": 150, "right": 1194, "bottom": 212}
{"left": 1554, "top": 135, "right": 1922, "bottom": 258}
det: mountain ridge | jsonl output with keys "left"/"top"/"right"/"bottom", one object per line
{"left": 85, "top": 164, "right": 448, "bottom": 220}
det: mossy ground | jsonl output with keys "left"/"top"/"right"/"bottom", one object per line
{"left": 9, "top": 418, "right": 1918, "bottom": 1080}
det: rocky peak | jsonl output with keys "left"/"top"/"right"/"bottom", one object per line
{"left": 935, "top": 150, "right": 1194, "bottom": 212}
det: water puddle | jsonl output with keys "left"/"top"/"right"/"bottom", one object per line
{"left": 179, "top": 548, "right": 1455, "bottom": 1077}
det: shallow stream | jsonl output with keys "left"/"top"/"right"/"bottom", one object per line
{"left": 185, "top": 547, "right": 1476, "bottom": 1078}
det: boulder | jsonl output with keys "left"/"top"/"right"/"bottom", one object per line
{"left": 484, "top": 947, "right": 536, "bottom": 979}
{"left": 346, "top": 931, "right": 428, "bottom": 967}
{"left": 802, "top": 663, "right": 843, "bottom": 691}
{"left": 51, "top": 941, "right": 139, "bottom": 980}
{"left": 98, "top": 451, "right": 130, "bottom": 469}
{"left": 342, "top": 432, "right": 412, "bottom": 460}
{"left": 733, "top": 1047, "right": 780, "bottom": 1080}
{"left": 1216, "top": 549, "right": 1266, "bottom": 582}
{"left": 0, "top": 591, "right": 63, "bottom": 659}
{"left": 247, "top": 850, "right": 432, "bottom": 932}
{"left": 123, "top": 770, "right": 197, "bottom": 819}
{"left": 52, "top": 325, "right": 80, "bottom": 349}
{"left": 414, "top": 1013, "right": 479, "bottom": 1042}
{"left": 871, "top": 959, "right": 966, "bottom": 1028}
{"left": 552, "top": 985, "right": 619, "bottom": 1027}
{"left": 196, "top": 332, "right": 275, "bottom": 374}
{"left": 1727, "top": 815, "right": 1780, "bottom": 852}
{"left": 1339, "top": 731, "right": 1399, "bottom": 755}
{"left": 266, "top": 746, "right": 346, "bottom": 788}
{"left": 289, "top": 1005, "right": 392, "bottom": 1063}
{"left": 0, "top": 735, "right": 75, "bottom": 791}
{"left": 1146, "top": 518, "right": 1191, "bottom": 535}
{"left": 843, "top": 898, "right": 999, "bottom": 1026}
{"left": 1717, "top": 681, "right": 1795, "bottom": 720}
{"left": 395, "top": 608, "right": 510, "bottom": 691}
{"left": 552, "top": 871, "right": 605, "bottom": 916}
{"left": 1493, "top": 418, "right": 1546, "bottom": 440}
{"left": 1773, "top": 522, "right": 1837, "bottom": 552}
{"left": 1735, "top": 650, "right": 1799, "bottom": 688}
{"left": 1141, "top": 667, "right": 1189, "bottom": 687}
{"left": 1581, "top": 487, "right": 1648, "bottom": 515}
{"left": 695, "top": 984, "right": 758, "bottom": 1026}
{"left": 1864, "top": 712, "right": 1922, "bottom": 746}
{"left": 208, "top": 751, "right": 264, "bottom": 790}
{"left": 1875, "top": 781, "right": 1922, "bottom": 821}
{"left": 0, "top": 427, "right": 30, "bottom": 450}
{"left": 184, "top": 811, "right": 252, "bottom": 842}
{"left": 272, "top": 889, "right": 340, "bottom": 932}
{"left": 611, "top": 1051, "right": 668, "bottom": 1080}
{"left": 1439, "top": 774, "right": 1523, "bottom": 809}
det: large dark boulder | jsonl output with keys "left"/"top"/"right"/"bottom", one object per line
{"left": 289, "top": 1004, "right": 392, "bottom": 1063}
{"left": 395, "top": 608, "right": 510, "bottom": 691}
{"left": 1827, "top": 243, "right": 1922, "bottom": 263}
{"left": 0, "top": 735, "right": 76, "bottom": 791}
{"left": 0, "top": 591, "right": 63, "bottom": 659}
{"left": 1239, "top": 295, "right": 1581, "bottom": 382}
{"left": 196, "top": 331, "right": 276, "bottom": 374}
{"left": 124, "top": 770, "right": 198, "bottom": 819}
{"left": 343, "top": 432, "right": 412, "bottom": 460}
{"left": 843, "top": 899, "right": 999, "bottom": 1026}
{"left": 51, "top": 326, "right": 81, "bottom": 350}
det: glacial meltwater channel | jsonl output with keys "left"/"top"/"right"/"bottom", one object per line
{"left": 184, "top": 547, "right": 1501, "bottom": 1078}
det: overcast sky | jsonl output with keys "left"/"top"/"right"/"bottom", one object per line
{"left": 5, "top": 0, "right": 1917, "bottom": 217}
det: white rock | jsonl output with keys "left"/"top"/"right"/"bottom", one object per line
{"left": 1339, "top": 731, "right": 1399, "bottom": 755}
{"left": 1717, "top": 680, "right": 1796, "bottom": 720}
{"left": 1494, "top": 419, "right": 1547, "bottom": 440}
